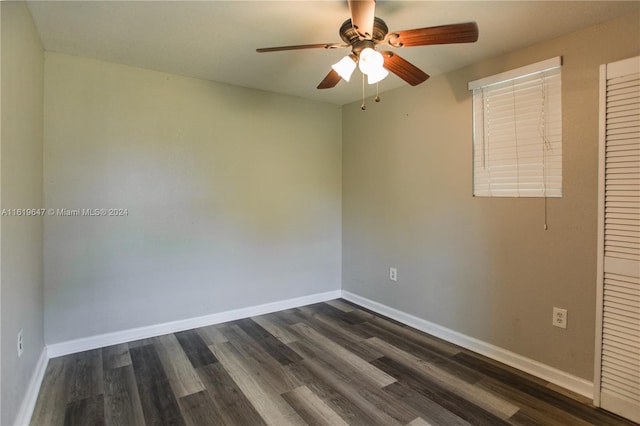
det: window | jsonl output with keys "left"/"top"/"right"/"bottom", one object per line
{"left": 469, "top": 57, "right": 562, "bottom": 197}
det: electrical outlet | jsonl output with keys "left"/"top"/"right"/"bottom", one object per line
{"left": 17, "top": 330, "right": 24, "bottom": 357}
{"left": 553, "top": 307, "right": 567, "bottom": 329}
{"left": 389, "top": 267, "right": 397, "bottom": 282}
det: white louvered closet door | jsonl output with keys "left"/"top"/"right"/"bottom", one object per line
{"left": 595, "top": 55, "right": 640, "bottom": 424}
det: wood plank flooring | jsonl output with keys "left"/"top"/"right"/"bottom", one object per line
{"left": 31, "top": 299, "right": 637, "bottom": 426}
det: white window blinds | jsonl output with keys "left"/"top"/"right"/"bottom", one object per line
{"left": 469, "top": 57, "right": 562, "bottom": 197}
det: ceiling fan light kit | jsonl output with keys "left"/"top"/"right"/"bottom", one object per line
{"left": 257, "top": 0, "right": 479, "bottom": 106}
{"left": 358, "top": 47, "right": 387, "bottom": 83}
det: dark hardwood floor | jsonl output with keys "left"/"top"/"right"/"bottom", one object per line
{"left": 31, "top": 299, "right": 637, "bottom": 426}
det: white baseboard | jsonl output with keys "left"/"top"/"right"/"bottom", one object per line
{"left": 341, "top": 290, "right": 594, "bottom": 399}
{"left": 47, "top": 289, "right": 341, "bottom": 358}
{"left": 13, "top": 347, "right": 49, "bottom": 426}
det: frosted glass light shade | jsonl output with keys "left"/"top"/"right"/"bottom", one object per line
{"left": 331, "top": 55, "right": 357, "bottom": 82}
{"left": 358, "top": 48, "right": 384, "bottom": 75}
{"left": 367, "top": 67, "right": 389, "bottom": 84}
{"left": 358, "top": 48, "right": 388, "bottom": 84}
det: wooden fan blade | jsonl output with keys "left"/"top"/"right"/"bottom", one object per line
{"left": 257, "top": 43, "right": 344, "bottom": 53}
{"left": 348, "top": 0, "right": 376, "bottom": 39}
{"left": 387, "top": 22, "right": 479, "bottom": 47}
{"left": 382, "top": 51, "right": 429, "bottom": 86}
{"left": 317, "top": 69, "right": 342, "bottom": 89}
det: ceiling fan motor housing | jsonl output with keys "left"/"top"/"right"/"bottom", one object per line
{"left": 339, "top": 17, "right": 389, "bottom": 48}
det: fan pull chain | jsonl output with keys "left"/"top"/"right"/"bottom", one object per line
{"left": 361, "top": 73, "right": 366, "bottom": 110}
{"left": 375, "top": 82, "right": 380, "bottom": 102}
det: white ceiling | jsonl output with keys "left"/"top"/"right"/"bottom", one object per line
{"left": 27, "top": 1, "right": 639, "bottom": 105}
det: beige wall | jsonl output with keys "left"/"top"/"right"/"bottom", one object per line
{"left": 44, "top": 53, "right": 342, "bottom": 344}
{"left": 342, "top": 12, "right": 640, "bottom": 381}
{"left": 0, "top": 2, "right": 45, "bottom": 424}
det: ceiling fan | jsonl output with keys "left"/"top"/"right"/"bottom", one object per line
{"left": 257, "top": 0, "right": 479, "bottom": 90}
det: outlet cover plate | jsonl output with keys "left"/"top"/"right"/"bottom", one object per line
{"left": 389, "top": 267, "right": 397, "bottom": 282}
{"left": 17, "top": 329, "right": 24, "bottom": 357}
{"left": 553, "top": 307, "right": 567, "bottom": 329}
